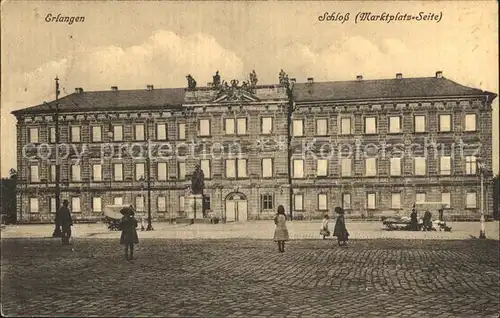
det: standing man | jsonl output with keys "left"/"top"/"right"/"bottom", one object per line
{"left": 57, "top": 200, "right": 73, "bottom": 245}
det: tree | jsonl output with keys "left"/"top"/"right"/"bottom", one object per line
{"left": 1, "top": 169, "right": 18, "bottom": 224}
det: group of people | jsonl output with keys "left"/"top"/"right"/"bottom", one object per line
{"left": 273, "top": 205, "right": 349, "bottom": 253}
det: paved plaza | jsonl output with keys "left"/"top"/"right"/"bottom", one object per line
{"left": 1, "top": 235, "right": 499, "bottom": 317}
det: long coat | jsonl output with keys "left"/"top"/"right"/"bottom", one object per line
{"left": 56, "top": 206, "right": 73, "bottom": 229}
{"left": 273, "top": 214, "right": 289, "bottom": 241}
{"left": 333, "top": 215, "right": 349, "bottom": 241}
{"left": 119, "top": 216, "right": 139, "bottom": 245}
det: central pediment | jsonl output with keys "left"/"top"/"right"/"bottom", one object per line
{"left": 213, "top": 88, "right": 260, "bottom": 103}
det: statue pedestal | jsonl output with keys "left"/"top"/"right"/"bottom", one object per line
{"left": 187, "top": 194, "right": 204, "bottom": 219}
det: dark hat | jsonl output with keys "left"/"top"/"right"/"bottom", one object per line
{"left": 334, "top": 207, "right": 344, "bottom": 214}
{"left": 63, "top": 200, "right": 69, "bottom": 205}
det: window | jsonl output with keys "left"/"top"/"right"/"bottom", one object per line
{"left": 135, "top": 163, "right": 145, "bottom": 181}
{"left": 179, "top": 196, "right": 185, "bottom": 211}
{"left": 225, "top": 118, "right": 235, "bottom": 134}
{"left": 389, "top": 116, "right": 401, "bottom": 133}
{"left": 134, "top": 124, "right": 145, "bottom": 141}
{"left": 414, "top": 157, "right": 426, "bottom": 175}
{"left": 316, "top": 159, "right": 328, "bottom": 177}
{"left": 50, "top": 198, "right": 57, "bottom": 213}
{"left": 156, "top": 123, "right": 167, "bottom": 140}
{"left": 237, "top": 118, "right": 247, "bottom": 135}
{"left": 92, "top": 164, "right": 102, "bottom": 181}
{"left": 30, "top": 198, "right": 39, "bottom": 213}
{"left": 178, "top": 123, "right": 186, "bottom": 140}
{"left": 225, "top": 159, "right": 247, "bottom": 179}
{"left": 30, "top": 165, "right": 39, "bottom": 182}
{"left": 466, "top": 192, "right": 477, "bottom": 208}
{"left": 113, "top": 163, "right": 123, "bottom": 181}
{"left": 365, "top": 158, "right": 377, "bottom": 176}
{"left": 293, "top": 119, "right": 304, "bottom": 137}
{"left": 71, "top": 197, "right": 81, "bottom": 212}
{"left": 49, "top": 127, "right": 56, "bottom": 143}
{"left": 71, "top": 164, "right": 81, "bottom": 182}
{"left": 113, "top": 125, "right": 123, "bottom": 141}
{"left": 441, "top": 192, "right": 451, "bottom": 208}
{"left": 293, "top": 159, "right": 304, "bottom": 178}
{"left": 390, "top": 158, "right": 401, "bottom": 176}
{"left": 294, "top": 194, "right": 304, "bottom": 211}
{"left": 465, "top": 156, "right": 476, "bottom": 175}
{"left": 366, "top": 193, "right": 376, "bottom": 209}
{"left": 201, "top": 159, "right": 211, "bottom": 179}
{"left": 157, "top": 162, "right": 168, "bottom": 181}
{"left": 342, "top": 193, "right": 351, "bottom": 210}
{"left": 439, "top": 114, "right": 451, "bottom": 132}
{"left": 70, "top": 127, "right": 81, "bottom": 142}
{"left": 157, "top": 197, "right": 166, "bottom": 211}
{"left": 391, "top": 193, "right": 401, "bottom": 209}
{"left": 261, "top": 194, "right": 274, "bottom": 210}
{"left": 203, "top": 196, "right": 211, "bottom": 211}
{"left": 92, "top": 126, "right": 102, "bottom": 142}
{"left": 49, "top": 165, "right": 56, "bottom": 182}
{"left": 262, "top": 158, "right": 273, "bottom": 178}
{"left": 440, "top": 156, "right": 452, "bottom": 175}
{"left": 317, "top": 193, "right": 328, "bottom": 211}
{"left": 340, "top": 118, "right": 351, "bottom": 135}
{"left": 341, "top": 158, "right": 352, "bottom": 177}
{"left": 199, "top": 119, "right": 211, "bottom": 136}
{"left": 315, "top": 119, "right": 328, "bottom": 136}
{"left": 114, "top": 197, "right": 123, "bottom": 205}
{"left": 464, "top": 114, "right": 476, "bottom": 132}
{"left": 364, "top": 117, "right": 377, "bottom": 134}
{"left": 261, "top": 117, "right": 273, "bottom": 134}
{"left": 29, "top": 128, "right": 39, "bottom": 143}
{"left": 416, "top": 192, "right": 426, "bottom": 204}
{"left": 178, "top": 162, "right": 186, "bottom": 179}
{"left": 414, "top": 115, "right": 426, "bottom": 133}
{"left": 92, "top": 197, "right": 102, "bottom": 212}
{"left": 135, "top": 196, "right": 144, "bottom": 212}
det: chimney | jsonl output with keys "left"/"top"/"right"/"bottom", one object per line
{"left": 307, "top": 77, "right": 314, "bottom": 84}
{"left": 356, "top": 75, "right": 363, "bottom": 81}
{"left": 435, "top": 71, "right": 443, "bottom": 79}
{"left": 396, "top": 73, "right": 403, "bottom": 79}
{"left": 75, "top": 87, "right": 84, "bottom": 94}
{"left": 147, "top": 85, "right": 154, "bottom": 91}
{"left": 111, "top": 86, "right": 118, "bottom": 91}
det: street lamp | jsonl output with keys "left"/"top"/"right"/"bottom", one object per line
{"left": 477, "top": 158, "right": 486, "bottom": 239}
{"left": 51, "top": 77, "right": 62, "bottom": 238}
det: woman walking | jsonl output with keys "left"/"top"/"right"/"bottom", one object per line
{"left": 333, "top": 206, "right": 349, "bottom": 246}
{"left": 273, "top": 205, "right": 289, "bottom": 253}
{"left": 119, "top": 205, "right": 139, "bottom": 261}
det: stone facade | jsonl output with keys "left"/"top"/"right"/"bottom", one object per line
{"left": 12, "top": 73, "right": 497, "bottom": 222}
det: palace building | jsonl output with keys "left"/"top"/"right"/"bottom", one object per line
{"left": 12, "top": 71, "right": 497, "bottom": 222}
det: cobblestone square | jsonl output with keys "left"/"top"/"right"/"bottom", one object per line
{"left": 1, "top": 238, "right": 499, "bottom": 317}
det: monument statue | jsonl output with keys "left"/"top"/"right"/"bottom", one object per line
{"left": 278, "top": 69, "right": 286, "bottom": 84}
{"left": 191, "top": 165, "right": 205, "bottom": 195}
{"left": 213, "top": 71, "right": 221, "bottom": 87}
{"left": 249, "top": 70, "right": 258, "bottom": 87}
{"left": 186, "top": 74, "right": 197, "bottom": 90}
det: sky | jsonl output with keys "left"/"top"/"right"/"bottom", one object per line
{"left": 1, "top": 1, "right": 498, "bottom": 177}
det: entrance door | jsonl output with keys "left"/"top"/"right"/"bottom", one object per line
{"left": 225, "top": 193, "right": 248, "bottom": 222}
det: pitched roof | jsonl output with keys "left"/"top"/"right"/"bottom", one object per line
{"left": 11, "top": 76, "right": 497, "bottom": 116}
{"left": 292, "top": 77, "right": 497, "bottom": 102}
{"left": 12, "top": 88, "right": 185, "bottom": 116}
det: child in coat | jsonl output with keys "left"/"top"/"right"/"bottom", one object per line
{"left": 273, "top": 205, "right": 289, "bottom": 253}
{"left": 320, "top": 215, "right": 330, "bottom": 239}
{"left": 119, "top": 207, "right": 139, "bottom": 260}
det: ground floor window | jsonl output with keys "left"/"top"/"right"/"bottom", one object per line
{"left": 293, "top": 194, "right": 304, "bottom": 211}
{"left": 261, "top": 194, "right": 274, "bottom": 211}
{"left": 30, "top": 198, "right": 39, "bottom": 213}
{"left": 466, "top": 192, "right": 477, "bottom": 208}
